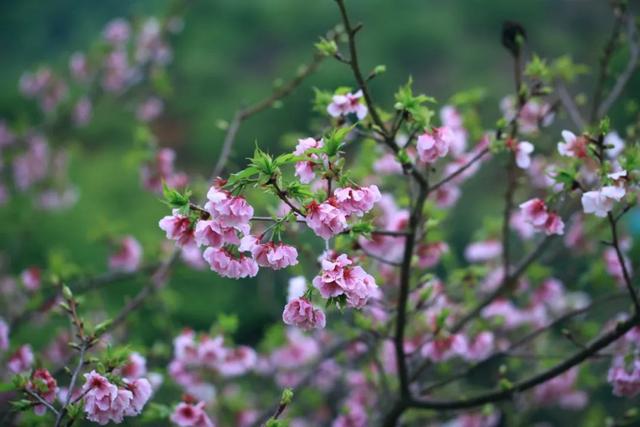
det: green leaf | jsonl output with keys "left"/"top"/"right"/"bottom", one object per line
{"left": 314, "top": 37, "right": 338, "bottom": 56}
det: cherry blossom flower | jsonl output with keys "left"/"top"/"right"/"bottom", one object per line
{"left": 202, "top": 247, "right": 258, "bottom": 279}
{"left": 205, "top": 185, "right": 253, "bottom": 233}
{"left": 519, "top": 198, "right": 549, "bottom": 226}
{"left": 109, "top": 236, "right": 143, "bottom": 272}
{"left": 463, "top": 331, "right": 495, "bottom": 361}
{"left": 327, "top": 90, "right": 368, "bottom": 120}
{"left": 373, "top": 152, "right": 403, "bottom": 175}
{"left": 27, "top": 369, "right": 58, "bottom": 415}
{"left": 305, "top": 199, "right": 348, "bottom": 240}
{"left": 82, "top": 370, "right": 128, "bottom": 424}
{"left": 194, "top": 220, "right": 238, "bottom": 248}
{"left": 136, "top": 97, "right": 164, "bottom": 122}
{"left": 604, "top": 247, "right": 632, "bottom": 285}
{"left": 514, "top": 140, "right": 534, "bottom": 169}
{"left": 440, "top": 105, "right": 468, "bottom": 156}
{"left": 124, "top": 378, "right": 152, "bottom": 416}
{"left": 0, "top": 318, "right": 8, "bottom": 351}
{"left": 558, "top": 130, "right": 589, "bottom": 158}
{"left": 20, "top": 266, "right": 41, "bottom": 291}
{"left": 464, "top": 239, "right": 502, "bottom": 263}
{"left": 120, "top": 352, "right": 147, "bottom": 380}
{"left": 293, "top": 137, "right": 324, "bottom": 184}
{"left": 257, "top": 242, "right": 297, "bottom": 270}
{"left": 421, "top": 334, "right": 467, "bottom": 362}
{"left": 416, "top": 127, "right": 452, "bottom": 163}
{"left": 500, "top": 96, "right": 554, "bottom": 134}
{"left": 604, "top": 131, "right": 625, "bottom": 158}
{"left": 8, "top": 344, "right": 34, "bottom": 373}
{"left": 312, "top": 252, "right": 378, "bottom": 308}
{"left": 73, "top": 97, "right": 92, "bottom": 126}
{"left": 218, "top": 346, "right": 256, "bottom": 377}
{"left": 287, "top": 276, "right": 307, "bottom": 301}
{"left": 519, "top": 198, "right": 564, "bottom": 236}
{"left": 170, "top": 401, "right": 214, "bottom": 427}
{"left": 544, "top": 212, "right": 565, "bottom": 235}
{"left": 608, "top": 357, "right": 640, "bottom": 397}
{"left": 69, "top": 52, "right": 89, "bottom": 81}
{"left": 416, "top": 241, "right": 449, "bottom": 269}
{"left": 531, "top": 368, "right": 587, "bottom": 409}
{"left": 159, "top": 209, "right": 194, "bottom": 246}
{"left": 103, "top": 18, "right": 131, "bottom": 45}
{"left": 282, "top": 297, "right": 326, "bottom": 329}
{"left": 581, "top": 185, "right": 626, "bottom": 217}
{"left": 333, "top": 185, "right": 381, "bottom": 217}
{"left": 140, "top": 148, "right": 188, "bottom": 194}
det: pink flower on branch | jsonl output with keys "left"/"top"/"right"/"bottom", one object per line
{"left": 282, "top": 297, "right": 326, "bottom": 330}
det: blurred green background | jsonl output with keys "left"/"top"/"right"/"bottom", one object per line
{"left": 1, "top": 0, "right": 638, "bottom": 363}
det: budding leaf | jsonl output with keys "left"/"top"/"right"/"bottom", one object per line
{"left": 314, "top": 37, "right": 338, "bottom": 56}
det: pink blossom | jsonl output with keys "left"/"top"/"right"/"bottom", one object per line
{"left": 293, "top": 137, "right": 324, "bottom": 183}
{"left": 421, "top": 334, "right": 467, "bottom": 362}
{"left": 604, "top": 247, "right": 632, "bottom": 285}
{"left": 194, "top": 220, "right": 238, "bottom": 248}
{"left": 463, "top": 332, "right": 494, "bottom": 361}
{"left": 218, "top": 346, "right": 256, "bottom": 377}
{"left": 464, "top": 240, "right": 502, "bottom": 263}
{"left": 13, "top": 135, "right": 49, "bottom": 191}
{"left": 514, "top": 141, "right": 534, "bottom": 169}
{"left": 287, "top": 276, "right": 307, "bottom": 301}
{"left": 305, "top": 199, "right": 348, "bottom": 240}
{"left": 327, "top": 90, "right": 368, "bottom": 120}
{"left": 604, "top": 131, "right": 625, "bottom": 158}
{"left": 197, "top": 335, "right": 226, "bottom": 368}
{"left": 181, "top": 242, "right": 207, "bottom": 270}
{"left": 69, "top": 52, "right": 89, "bottom": 81}
{"left": 136, "top": 97, "right": 164, "bottom": 122}
{"left": 282, "top": 297, "right": 326, "bottom": 329}
{"left": 482, "top": 299, "right": 527, "bottom": 329}
{"left": 124, "top": 378, "right": 152, "bottom": 416}
{"left": 312, "top": 252, "right": 378, "bottom": 308}
{"left": 531, "top": 368, "right": 587, "bottom": 409}
{"left": 608, "top": 357, "right": 640, "bottom": 397}
{"left": 271, "top": 329, "right": 319, "bottom": 370}
{"left": 544, "top": 212, "right": 565, "bottom": 236}
{"left": 0, "top": 120, "right": 15, "bottom": 147}
{"left": 558, "top": 130, "right": 589, "bottom": 158}
{"left": 120, "top": 352, "right": 147, "bottom": 380}
{"left": 241, "top": 238, "right": 299, "bottom": 270}
{"left": 432, "top": 184, "right": 461, "bottom": 209}
{"left": 170, "top": 401, "right": 214, "bottom": 427}
{"left": 8, "top": 344, "right": 34, "bottom": 373}
{"left": 109, "top": 236, "right": 143, "bottom": 272}
{"left": 173, "top": 329, "right": 199, "bottom": 363}
{"left": 20, "top": 266, "right": 41, "bottom": 291}
{"left": 202, "top": 247, "right": 258, "bottom": 279}
{"left": 373, "top": 152, "right": 403, "bottom": 175}
{"left": 440, "top": 105, "right": 468, "bottom": 156}
{"left": 581, "top": 186, "right": 626, "bottom": 217}
{"left": 103, "top": 18, "right": 131, "bottom": 45}
{"left": 27, "top": 369, "right": 58, "bottom": 415}
{"left": 501, "top": 96, "right": 554, "bottom": 134}
{"left": 82, "top": 370, "right": 133, "bottom": 424}
{"left": 416, "top": 127, "right": 452, "bottom": 163}
{"left": 205, "top": 186, "right": 253, "bottom": 233}
{"left": 333, "top": 185, "right": 381, "bottom": 217}
{"left": 416, "top": 241, "right": 449, "bottom": 269}
{"left": 159, "top": 209, "right": 194, "bottom": 247}
{"left": 73, "top": 97, "right": 92, "bottom": 126}
{"left": 0, "top": 318, "right": 8, "bottom": 351}
{"left": 510, "top": 211, "right": 537, "bottom": 240}
{"left": 140, "top": 148, "right": 189, "bottom": 194}
{"left": 519, "top": 198, "right": 549, "bottom": 226}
